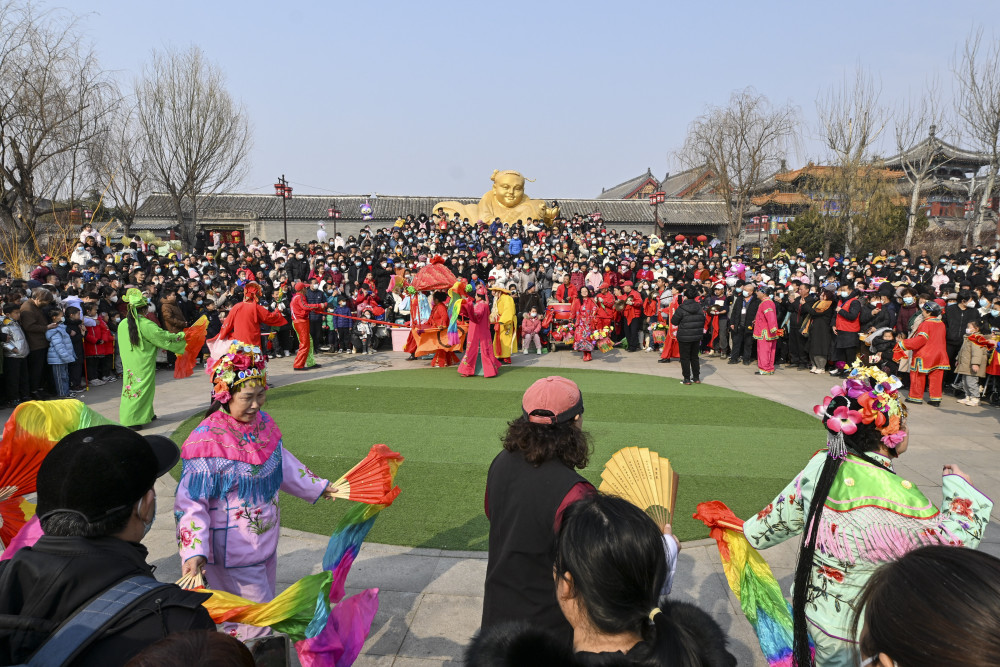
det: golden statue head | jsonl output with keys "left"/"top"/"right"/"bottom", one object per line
{"left": 490, "top": 170, "right": 530, "bottom": 209}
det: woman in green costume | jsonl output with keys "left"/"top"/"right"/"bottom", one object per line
{"left": 117, "top": 288, "right": 188, "bottom": 429}
{"left": 743, "top": 363, "right": 993, "bottom": 667}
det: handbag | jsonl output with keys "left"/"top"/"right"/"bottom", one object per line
{"left": 800, "top": 315, "right": 812, "bottom": 339}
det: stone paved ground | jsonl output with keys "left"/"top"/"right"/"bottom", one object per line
{"left": 5, "top": 348, "right": 997, "bottom": 666}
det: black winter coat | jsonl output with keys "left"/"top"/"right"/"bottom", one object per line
{"left": 0, "top": 536, "right": 213, "bottom": 666}
{"left": 806, "top": 300, "right": 835, "bottom": 358}
{"left": 944, "top": 304, "right": 980, "bottom": 347}
{"left": 671, "top": 298, "right": 706, "bottom": 343}
{"left": 285, "top": 257, "right": 310, "bottom": 282}
{"left": 729, "top": 293, "right": 760, "bottom": 330}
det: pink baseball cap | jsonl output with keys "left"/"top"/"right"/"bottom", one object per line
{"left": 522, "top": 376, "right": 584, "bottom": 425}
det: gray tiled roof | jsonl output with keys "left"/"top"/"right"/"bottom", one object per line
{"left": 134, "top": 193, "right": 727, "bottom": 228}
{"left": 883, "top": 136, "right": 990, "bottom": 169}
{"left": 129, "top": 220, "right": 179, "bottom": 231}
{"left": 597, "top": 169, "right": 658, "bottom": 199}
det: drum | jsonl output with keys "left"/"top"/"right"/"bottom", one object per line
{"left": 546, "top": 302, "right": 573, "bottom": 321}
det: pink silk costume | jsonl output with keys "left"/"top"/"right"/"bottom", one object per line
{"left": 174, "top": 409, "right": 330, "bottom": 639}
{"left": 753, "top": 296, "right": 780, "bottom": 374}
{"left": 458, "top": 299, "right": 500, "bottom": 378}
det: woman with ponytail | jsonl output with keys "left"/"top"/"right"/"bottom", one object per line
{"left": 117, "top": 287, "right": 189, "bottom": 429}
{"left": 742, "top": 364, "right": 993, "bottom": 666}
{"left": 468, "top": 493, "right": 736, "bottom": 666}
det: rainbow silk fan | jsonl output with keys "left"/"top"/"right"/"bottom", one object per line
{"left": 0, "top": 400, "right": 115, "bottom": 549}
{"left": 598, "top": 446, "right": 678, "bottom": 531}
{"left": 328, "top": 444, "right": 403, "bottom": 505}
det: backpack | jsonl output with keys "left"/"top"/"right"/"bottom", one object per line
{"left": 14, "top": 575, "right": 171, "bottom": 667}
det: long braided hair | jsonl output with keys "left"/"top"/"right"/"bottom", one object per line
{"left": 791, "top": 369, "right": 907, "bottom": 666}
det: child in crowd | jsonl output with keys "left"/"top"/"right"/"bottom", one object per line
{"left": 44, "top": 307, "right": 78, "bottom": 398}
{"left": 64, "top": 306, "right": 86, "bottom": 392}
{"left": 83, "top": 304, "right": 116, "bottom": 385}
{"left": 110, "top": 311, "right": 124, "bottom": 376}
{"left": 864, "top": 327, "right": 899, "bottom": 378}
{"left": 521, "top": 307, "right": 542, "bottom": 354}
{"left": 354, "top": 308, "right": 373, "bottom": 355}
{"left": 1, "top": 303, "right": 30, "bottom": 407}
{"left": 334, "top": 296, "right": 353, "bottom": 353}
{"left": 955, "top": 319, "right": 989, "bottom": 407}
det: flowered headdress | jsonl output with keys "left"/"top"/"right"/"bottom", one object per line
{"left": 206, "top": 341, "right": 268, "bottom": 404}
{"left": 813, "top": 361, "right": 907, "bottom": 459}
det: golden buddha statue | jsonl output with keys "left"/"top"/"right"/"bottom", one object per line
{"left": 435, "top": 170, "right": 559, "bottom": 226}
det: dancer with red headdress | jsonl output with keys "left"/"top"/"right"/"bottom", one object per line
{"left": 216, "top": 281, "right": 287, "bottom": 347}
{"left": 290, "top": 282, "right": 324, "bottom": 371}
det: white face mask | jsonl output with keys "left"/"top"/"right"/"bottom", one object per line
{"left": 137, "top": 494, "right": 156, "bottom": 538}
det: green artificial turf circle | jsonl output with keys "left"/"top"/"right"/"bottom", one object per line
{"left": 170, "top": 367, "right": 820, "bottom": 550}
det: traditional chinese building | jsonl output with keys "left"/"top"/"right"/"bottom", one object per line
{"left": 132, "top": 192, "right": 729, "bottom": 243}
{"left": 746, "top": 128, "right": 997, "bottom": 236}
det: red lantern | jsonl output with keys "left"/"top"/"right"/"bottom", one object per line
{"left": 697, "top": 234, "right": 708, "bottom": 242}
{"left": 674, "top": 234, "right": 685, "bottom": 242}
{"left": 283, "top": 186, "right": 293, "bottom": 199}
{"left": 273, "top": 183, "right": 284, "bottom": 196}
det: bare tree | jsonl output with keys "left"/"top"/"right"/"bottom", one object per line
{"left": 0, "top": 1, "right": 113, "bottom": 263}
{"left": 135, "top": 45, "right": 252, "bottom": 250}
{"left": 816, "top": 67, "right": 889, "bottom": 254}
{"left": 955, "top": 28, "right": 1000, "bottom": 245}
{"left": 678, "top": 87, "right": 798, "bottom": 254}
{"left": 89, "top": 96, "right": 150, "bottom": 237}
{"left": 893, "top": 81, "right": 951, "bottom": 248}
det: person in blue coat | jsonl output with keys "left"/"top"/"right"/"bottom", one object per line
{"left": 507, "top": 234, "right": 522, "bottom": 256}
{"left": 45, "top": 307, "right": 77, "bottom": 397}
{"left": 332, "top": 296, "right": 353, "bottom": 352}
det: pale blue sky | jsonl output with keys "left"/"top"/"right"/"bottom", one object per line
{"left": 76, "top": 0, "right": 999, "bottom": 198}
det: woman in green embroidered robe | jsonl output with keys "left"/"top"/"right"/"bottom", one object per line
{"left": 117, "top": 288, "right": 188, "bottom": 428}
{"left": 743, "top": 365, "right": 993, "bottom": 667}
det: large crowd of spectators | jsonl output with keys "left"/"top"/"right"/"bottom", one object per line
{"left": 3, "top": 214, "right": 1000, "bottom": 409}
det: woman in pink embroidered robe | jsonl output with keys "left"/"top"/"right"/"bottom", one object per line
{"left": 458, "top": 289, "right": 500, "bottom": 378}
{"left": 753, "top": 288, "right": 780, "bottom": 374}
{"left": 175, "top": 408, "right": 330, "bottom": 639}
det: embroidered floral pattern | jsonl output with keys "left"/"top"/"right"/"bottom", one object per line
{"left": 177, "top": 520, "right": 203, "bottom": 549}
{"left": 806, "top": 561, "right": 855, "bottom": 614}
{"left": 235, "top": 500, "right": 275, "bottom": 536}
{"left": 747, "top": 493, "right": 801, "bottom": 544}
{"left": 950, "top": 497, "right": 974, "bottom": 520}
{"left": 123, "top": 368, "right": 142, "bottom": 399}
{"left": 298, "top": 467, "right": 323, "bottom": 484}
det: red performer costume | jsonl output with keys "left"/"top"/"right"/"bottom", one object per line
{"left": 429, "top": 296, "right": 459, "bottom": 367}
{"left": 290, "top": 282, "right": 324, "bottom": 370}
{"left": 896, "top": 303, "right": 950, "bottom": 405}
{"left": 458, "top": 286, "right": 501, "bottom": 378}
{"left": 595, "top": 283, "right": 616, "bottom": 332}
{"left": 752, "top": 289, "right": 780, "bottom": 375}
{"left": 658, "top": 290, "right": 680, "bottom": 361}
{"left": 554, "top": 282, "right": 578, "bottom": 304}
{"left": 217, "top": 282, "right": 287, "bottom": 346}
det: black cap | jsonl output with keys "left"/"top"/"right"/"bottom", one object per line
{"left": 36, "top": 425, "right": 179, "bottom": 522}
